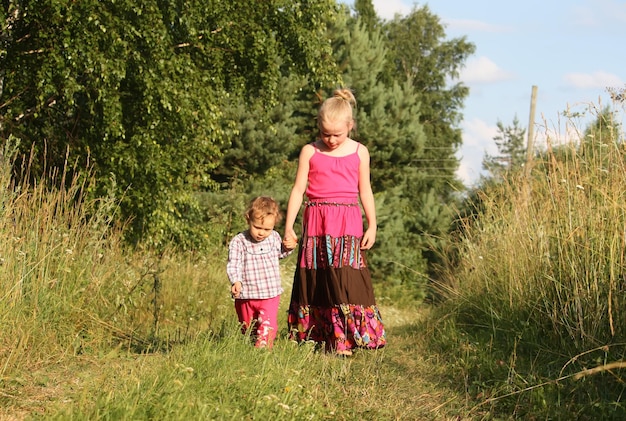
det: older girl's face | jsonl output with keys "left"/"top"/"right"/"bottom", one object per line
{"left": 319, "top": 119, "right": 353, "bottom": 151}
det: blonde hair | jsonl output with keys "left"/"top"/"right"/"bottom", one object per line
{"left": 317, "top": 88, "right": 356, "bottom": 131}
{"left": 245, "top": 196, "right": 282, "bottom": 223}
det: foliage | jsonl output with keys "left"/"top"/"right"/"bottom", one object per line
{"left": 437, "top": 102, "right": 626, "bottom": 417}
{"left": 327, "top": 4, "right": 475, "bottom": 299}
{"left": 211, "top": 73, "right": 313, "bottom": 185}
{"left": 381, "top": 4, "right": 474, "bottom": 190}
{"left": 0, "top": 0, "right": 339, "bottom": 248}
{"left": 376, "top": 5, "right": 475, "bottom": 287}
{"left": 354, "top": 0, "right": 380, "bottom": 32}
{"left": 482, "top": 115, "right": 527, "bottom": 179}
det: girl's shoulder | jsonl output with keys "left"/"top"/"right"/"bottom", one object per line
{"left": 353, "top": 139, "right": 367, "bottom": 149}
{"left": 299, "top": 143, "right": 317, "bottom": 159}
{"left": 303, "top": 142, "right": 316, "bottom": 151}
{"left": 356, "top": 141, "right": 370, "bottom": 158}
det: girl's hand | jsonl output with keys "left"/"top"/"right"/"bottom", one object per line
{"left": 360, "top": 226, "right": 376, "bottom": 250}
{"left": 283, "top": 235, "right": 298, "bottom": 250}
{"left": 283, "top": 228, "right": 298, "bottom": 250}
{"left": 231, "top": 281, "right": 242, "bottom": 299}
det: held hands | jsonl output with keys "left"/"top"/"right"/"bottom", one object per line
{"left": 231, "top": 281, "right": 242, "bottom": 299}
{"left": 360, "top": 226, "right": 377, "bottom": 250}
{"left": 283, "top": 236, "right": 298, "bottom": 250}
{"left": 283, "top": 228, "right": 298, "bottom": 250}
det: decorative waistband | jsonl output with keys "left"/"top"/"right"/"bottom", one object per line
{"left": 305, "top": 201, "right": 358, "bottom": 207}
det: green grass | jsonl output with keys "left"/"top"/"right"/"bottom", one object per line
{"left": 3, "top": 99, "right": 626, "bottom": 419}
{"left": 434, "top": 101, "right": 626, "bottom": 419}
{"left": 3, "top": 301, "right": 469, "bottom": 420}
{"left": 0, "top": 143, "right": 468, "bottom": 419}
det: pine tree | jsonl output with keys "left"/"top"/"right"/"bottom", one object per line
{"left": 372, "top": 5, "right": 475, "bottom": 291}
{"left": 328, "top": 10, "right": 438, "bottom": 296}
{"left": 482, "top": 116, "right": 527, "bottom": 179}
{"left": 381, "top": 5, "right": 475, "bottom": 194}
{"left": 354, "top": 0, "right": 379, "bottom": 32}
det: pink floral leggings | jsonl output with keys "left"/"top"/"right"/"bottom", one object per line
{"left": 234, "top": 295, "right": 280, "bottom": 348}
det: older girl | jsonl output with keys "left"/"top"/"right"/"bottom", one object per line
{"left": 283, "top": 88, "right": 386, "bottom": 356}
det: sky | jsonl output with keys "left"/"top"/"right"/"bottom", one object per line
{"left": 341, "top": 0, "right": 626, "bottom": 186}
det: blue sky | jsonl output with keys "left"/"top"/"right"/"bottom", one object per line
{"left": 341, "top": 0, "right": 626, "bottom": 186}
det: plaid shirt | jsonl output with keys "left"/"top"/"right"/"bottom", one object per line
{"left": 226, "top": 230, "right": 293, "bottom": 300}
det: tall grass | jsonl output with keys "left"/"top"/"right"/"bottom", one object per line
{"left": 8, "top": 99, "right": 626, "bottom": 418}
{"left": 5, "top": 139, "right": 462, "bottom": 420}
{"left": 0, "top": 140, "right": 227, "bottom": 391}
{"left": 435, "top": 101, "right": 626, "bottom": 417}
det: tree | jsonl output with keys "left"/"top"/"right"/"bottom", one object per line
{"left": 374, "top": 5, "right": 475, "bottom": 288}
{"left": 211, "top": 72, "right": 314, "bottom": 185}
{"left": 381, "top": 5, "right": 475, "bottom": 196}
{"left": 482, "top": 116, "right": 527, "bottom": 179}
{"left": 1, "top": 0, "right": 339, "bottom": 247}
{"left": 354, "top": 0, "right": 379, "bottom": 33}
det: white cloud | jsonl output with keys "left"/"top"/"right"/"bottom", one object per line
{"left": 571, "top": 0, "right": 626, "bottom": 26}
{"left": 372, "top": 0, "right": 411, "bottom": 20}
{"left": 456, "top": 161, "right": 477, "bottom": 187}
{"left": 462, "top": 118, "right": 499, "bottom": 150}
{"left": 460, "top": 56, "right": 515, "bottom": 85}
{"left": 563, "top": 71, "right": 624, "bottom": 89}
{"left": 455, "top": 118, "right": 499, "bottom": 186}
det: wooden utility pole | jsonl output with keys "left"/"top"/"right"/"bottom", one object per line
{"left": 525, "top": 85, "right": 538, "bottom": 178}
{"left": 522, "top": 85, "right": 538, "bottom": 206}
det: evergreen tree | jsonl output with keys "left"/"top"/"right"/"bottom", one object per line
{"left": 354, "top": 0, "right": 379, "bottom": 32}
{"left": 482, "top": 116, "right": 527, "bottom": 179}
{"left": 328, "top": 10, "right": 439, "bottom": 297}
{"left": 374, "top": 5, "right": 475, "bottom": 290}
{"left": 212, "top": 73, "right": 313, "bottom": 185}
{"left": 381, "top": 5, "right": 475, "bottom": 193}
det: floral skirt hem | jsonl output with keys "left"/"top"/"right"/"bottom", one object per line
{"left": 287, "top": 302, "right": 386, "bottom": 352}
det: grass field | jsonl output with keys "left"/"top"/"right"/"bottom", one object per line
{"left": 3, "top": 102, "right": 626, "bottom": 419}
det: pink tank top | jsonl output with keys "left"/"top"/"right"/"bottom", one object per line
{"left": 306, "top": 143, "right": 360, "bottom": 201}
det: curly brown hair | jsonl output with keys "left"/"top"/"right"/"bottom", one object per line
{"left": 244, "top": 196, "right": 283, "bottom": 224}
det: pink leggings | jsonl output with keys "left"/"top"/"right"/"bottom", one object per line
{"left": 234, "top": 295, "right": 280, "bottom": 348}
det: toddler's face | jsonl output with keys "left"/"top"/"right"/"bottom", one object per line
{"left": 248, "top": 215, "right": 276, "bottom": 243}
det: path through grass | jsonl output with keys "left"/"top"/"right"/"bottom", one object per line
{"left": 1, "top": 304, "right": 482, "bottom": 421}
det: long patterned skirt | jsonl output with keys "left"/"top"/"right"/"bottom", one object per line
{"left": 287, "top": 200, "right": 386, "bottom": 352}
